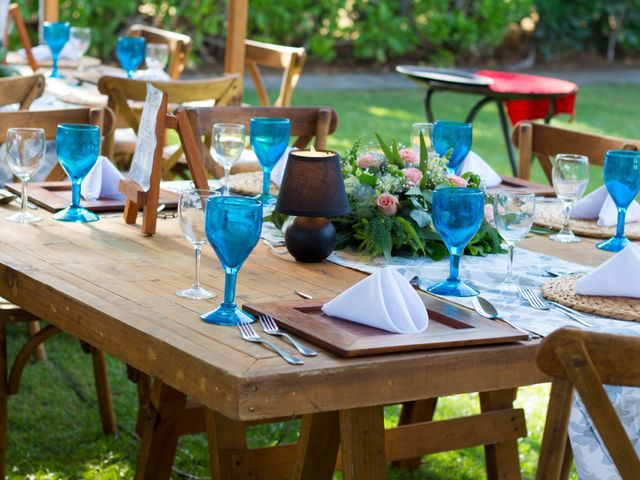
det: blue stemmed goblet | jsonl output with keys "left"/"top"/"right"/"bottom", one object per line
{"left": 250, "top": 117, "right": 290, "bottom": 206}
{"left": 43, "top": 21, "right": 70, "bottom": 78}
{"left": 116, "top": 36, "right": 146, "bottom": 78}
{"left": 596, "top": 150, "right": 640, "bottom": 252}
{"left": 200, "top": 197, "right": 263, "bottom": 325}
{"left": 53, "top": 124, "right": 100, "bottom": 223}
{"left": 427, "top": 187, "right": 485, "bottom": 297}
{"left": 433, "top": 121, "right": 472, "bottom": 173}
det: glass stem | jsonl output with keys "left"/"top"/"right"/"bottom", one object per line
{"left": 70, "top": 178, "right": 82, "bottom": 209}
{"left": 505, "top": 244, "right": 515, "bottom": 284}
{"left": 192, "top": 245, "right": 203, "bottom": 289}
{"left": 224, "top": 166, "right": 231, "bottom": 196}
{"left": 560, "top": 203, "right": 572, "bottom": 234}
{"left": 262, "top": 170, "right": 271, "bottom": 197}
{"left": 52, "top": 54, "right": 59, "bottom": 77}
{"left": 448, "top": 253, "right": 461, "bottom": 283}
{"left": 615, "top": 207, "right": 627, "bottom": 240}
{"left": 20, "top": 179, "right": 28, "bottom": 216}
{"left": 223, "top": 269, "right": 238, "bottom": 306}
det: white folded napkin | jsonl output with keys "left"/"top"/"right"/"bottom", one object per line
{"left": 132, "top": 69, "right": 171, "bottom": 82}
{"left": 234, "top": 147, "right": 292, "bottom": 187}
{"left": 19, "top": 43, "right": 82, "bottom": 62}
{"left": 457, "top": 151, "right": 502, "bottom": 188}
{"left": 570, "top": 186, "right": 640, "bottom": 227}
{"left": 81, "top": 156, "right": 126, "bottom": 201}
{"left": 321, "top": 267, "right": 429, "bottom": 334}
{"left": 576, "top": 243, "right": 640, "bottom": 298}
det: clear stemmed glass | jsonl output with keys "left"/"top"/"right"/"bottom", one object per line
{"left": 200, "top": 197, "right": 263, "bottom": 325}
{"left": 493, "top": 190, "right": 536, "bottom": 295}
{"left": 433, "top": 120, "right": 472, "bottom": 173}
{"left": 427, "top": 187, "right": 485, "bottom": 297}
{"left": 596, "top": 150, "right": 640, "bottom": 252}
{"left": 146, "top": 43, "right": 169, "bottom": 71}
{"left": 177, "top": 189, "right": 219, "bottom": 300}
{"left": 43, "top": 21, "right": 70, "bottom": 78}
{"left": 212, "top": 123, "right": 246, "bottom": 196}
{"left": 116, "top": 36, "right": 146, "bottom": 78}
{"left": 550, "top": 154, "right": 589, "bottom": 243}
{"left": 69, "top": 27, "right": 91, "bottom": 58}
{"left": 250, "top": 117, "right": 290, "bottom": 206}
{"left": 53, "top": 124, "right": 100, "bottom": 223}
{"left": 5, "top": 128, "right": 45, "bottom": 224}
{"left": 410, "top": 122, "right": 434, "bottom": 158}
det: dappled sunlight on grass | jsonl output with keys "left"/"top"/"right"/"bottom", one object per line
{"left": 365, "top": 105, "right": 418, "bottom": 122}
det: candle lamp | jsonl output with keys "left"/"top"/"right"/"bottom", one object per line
{"left": 275, "top": 149, "right": 349, "bottom": 262}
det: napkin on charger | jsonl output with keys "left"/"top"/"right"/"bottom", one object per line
{"left": 81, "top": 156, "right": 126, "bottom": 201}
{"left": 321, "top": 267, "right": 429, "bottom": 334}
{"left": 576, "top": 243, "right": 640, "bottom": 298}
{"left": 570, "top": 185, "right": 640, "bottom": 227}
{"left": 457, "top": 151, "right": 502, "bottom": 188}
{"left": 18, "top": 43, "right": 82, "bottom": 62}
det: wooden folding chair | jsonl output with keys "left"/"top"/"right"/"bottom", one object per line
{"left": 0, "top": 108, "right": 117, "bottom": 451}
{"left": 97, "top": 74, "right": 240, "bottom": 173}
{"left": 536, "top": 328, "right": 640, "bottom": 479}
{"left": 244, "top": 39, "right": 306, "bottom": 107}
{"left": 0, "top": 74, "right": 45, "bottom": 109}
{"left": 128, "top": 24, "right": 192, "bottom": 80}
{"left": 183, "top": 105, "right": 338, "bottom": 177}
{"left": 512, "top": 122, "right": 640, "bottom": 183}
{"left": 3, "top": 3, "right": 38, "bottom": 72}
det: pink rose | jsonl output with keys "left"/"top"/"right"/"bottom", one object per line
{"left": 399, "top": 148, "right": 419, "bottom": 167}
{"left": 447, "top": 174, "right": 468, "bottom": 188}
{"left": 402, "top": 167, "right": 423, "bottom": 186}
{"left": 484, "top": 204, "right": 494, "bottom": 224}
{"left": 357, "top": 153, "right": 380, "bottom": 170}
{"left": 376, "top": 193, "right": 399, "bottom": 216}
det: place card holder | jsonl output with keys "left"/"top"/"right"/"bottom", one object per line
{"left": 119, "top": 89, "right": 209, "bottom": 236}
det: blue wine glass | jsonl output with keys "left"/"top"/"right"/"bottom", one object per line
{"left": 116, "top": 36, "right": 146, "bottom": 78}
{"left": 433, "top": 121, "right": 472, "bottom": 173}
{"left": 250, "top": 117, "right": 290, "bottom": 206}
{"left": 53, "top": 124, "right": 100, "bottom": 223}
{"left": 596, "top": 150, "right": 640, "bottom": 252}
{"left": 201, "top": 197, "right": 263, "bottom": 325}
{"left": 427, "top": 187, "right": 485, "bottom": 297}
{"left": 43, "top": 21, "right": 70, "bottom": 79}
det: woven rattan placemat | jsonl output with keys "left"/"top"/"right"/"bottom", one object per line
{"left": 541, "top": 273, "right": 640, "bottom": 322}
{"left": 228, "top": 172, "right": 279, "bottom": 197}
{"left": 535, "top": 202, "right": 640, "bottom": 240}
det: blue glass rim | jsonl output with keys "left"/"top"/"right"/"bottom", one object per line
{"left": 434, "top": 120, "right": 472, "bottom": 129}
{"left": 207, "top": 196, "right": 262, "bottom": 209}
{"left": 57, "top": 123, "right": 100, "bottom": 132}
{"left": 43, "top": 21, "right": 70, "bottom": 28}
{"left": 605, "top": 149, "right": 640, "bottom": 158}
{"left": 250, "top": 117, "right": 290, "bottom": 125}
{"left": 117, "top": 36, "right": 146, "bottom": 44}
{"left": 434, "top": 186, "right": 483, "bottom": 196}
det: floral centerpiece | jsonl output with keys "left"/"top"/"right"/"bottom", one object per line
{"left": 331, "top": 134, "right": 503, "bottom": 260}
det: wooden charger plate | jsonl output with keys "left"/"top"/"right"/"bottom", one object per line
{"left": 5, "top": 181, "right": 178, "bottom": 213}
{"left": 243, "top": 294, "right": 528, "bottom": 358}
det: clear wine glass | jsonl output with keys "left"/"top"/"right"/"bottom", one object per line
{"left": 6, "top": 128, "right": 45, "bottom": 224}
{"left": 212, "top": 123, "right": 246, "bottom": 196}
{"left": 177, "top": 189, "right": 220, "bottom": 300}
{"left": 493, "top": 190, "right": 536, "bottom": 295}
{"left": 145, "top": 43, "right": 169, "bottom": 71}
{"left": 69, "top": 27, "right": 91, "bottom": 58}
{"left": 550, "top": 154, "right": 589, "bottom": 243}
{"left": 410, "top": 122, "right": 434, "bottom": 158}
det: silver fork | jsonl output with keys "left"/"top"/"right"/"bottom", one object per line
{"left": 518, "top": 286, "right": 594, "bottom": 327}
{"left": 259, "top": 315, "right": 318, "bottom": 357}
{"left": 238, "top": 322, "right": 304, "bottom": 365}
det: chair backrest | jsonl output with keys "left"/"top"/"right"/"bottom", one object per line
{"left": 244, "top": 39, "right": 306, "bottom": 107}
{"left": 128, "top": 24, "right": 192, "bottom": 80}
{"left": 97, "top": 74, "right": 240, "bottom": 158}
{"left": 4, "top": 4, "right": 38, "bottom": 72}
{"left": 0, "top": 107, "right": 115, "bottom": 180}
{"left": 536, "top": 328, "right": 640, "bottom": 480}
{"left": 512, "top": 121, "right": 640, "bottom": 183}
{"left": 182, "top": 105, "right": 338, "bottom": 177}
{"left": 0, "top": 74, "right": 45, "bottom": 109}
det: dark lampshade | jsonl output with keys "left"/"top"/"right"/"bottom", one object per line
{"left": 275, "top": 150, "right": 349, "bottom": 217}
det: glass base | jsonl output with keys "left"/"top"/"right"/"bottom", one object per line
{"left": 427, "top": 278, "right": 479, "bottom": 297}
{"left": 254, "top": 192, "right": 277, "bottom": 206}
{"left": 596, "top": 235, "right": 629, "bottom": 252}
{"left": 176, "top": 285, "right": 216, "bottom": 300}
{"left": 549, "top": 231, "right": 580, "bottom": 243}
{"left": 7, "top": 211, "right": 42, "bottom": 224}
{"left": 491, "top": 280, "right": 520, "bottom": 299}
{"left": 53, "top": 206, "right": 99, "bottom": 223}
{"left": 200, "top": 303, "right": 255, "bottom": 326}
{"left": 49, "top": 70, "right": 64, "bottom": 79}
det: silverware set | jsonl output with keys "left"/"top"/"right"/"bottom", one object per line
{"left": 518, "top": 285, "right": 594, "bottom": 327}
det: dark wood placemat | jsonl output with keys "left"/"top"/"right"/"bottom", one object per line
{"left": 489, "top": 176, "right": 556, "bottom": 197}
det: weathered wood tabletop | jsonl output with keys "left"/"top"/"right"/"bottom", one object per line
{"left": 0, "top": 202, "right": 614, "bottom": 479}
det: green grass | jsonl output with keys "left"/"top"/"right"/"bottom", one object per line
{"left": 7, "top": 83, "right": 640, "bottom": 478}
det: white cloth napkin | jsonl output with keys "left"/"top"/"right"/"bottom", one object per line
{"left": 457, "top": 151, "right": 502, "bottom": 188}
{"left": 133, "top": 69, "right": 171, "bottom": 82}
{"left": 18, "top": 43, "right": 82, "bottom": 62}
{"left": 576, "top": 243, "right": 640, "bottom": 298}
{"left": 571, "top": 186, "right": 640, "bottom": 227}
{"left": 321, "top": 267, "right": 429, "bottom": 334}
{"left": 81, "top": 156, "right": 125, "bottom": 200}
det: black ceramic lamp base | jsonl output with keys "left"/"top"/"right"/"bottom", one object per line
{"left": 284, "top": 216, "right": 336, "bottom": 263}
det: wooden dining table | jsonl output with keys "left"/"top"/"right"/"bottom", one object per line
{"left": 0, "top": 203, "right": 614, "bottom": 479}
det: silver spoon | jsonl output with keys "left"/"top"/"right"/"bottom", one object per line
{"left": 471, "top": 296, "right": 539, "bottom": 339}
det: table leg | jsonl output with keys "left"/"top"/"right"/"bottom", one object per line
{"left": 0, "top": 323, "right": 7, "bottom": 478}
{"left": 206, "top": 409, "right": 247, "bottom": 480}
{"left": 392, "top": 398, "right": 438, "bottom": 470}
{"left": 290, "top": 411, "right": 341, "bottom": 480}
{"left": 340, "top": 406, "right": 387, "bottom": 480}
{"left": 544, "top": 99, "right": 556, "bottom": 124}
{"left": 465, "top": 96, "right": 494, "bottom": 124}
{"left": 497, "top": 100, "right": 518, "bottom": 176}
{"left": 424, "top": 89, "right": 436, "bottom": 123}
{"left": 480, "top": 388, "right": 522, "bottom": 480}
{"left": 135, "top": 380, "right": 187, "bottom": 480}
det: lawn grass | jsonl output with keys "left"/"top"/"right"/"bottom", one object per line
{"left": 6, "top": 83, "right": 640, "bottom": 479}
